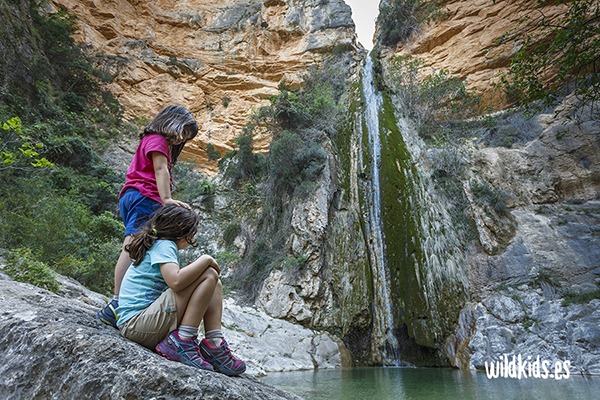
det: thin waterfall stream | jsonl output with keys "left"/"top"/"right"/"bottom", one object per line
{"left": 360, "top": 54, "right": 400, "bottom": 365}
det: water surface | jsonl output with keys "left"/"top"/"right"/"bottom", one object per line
{"left": 261, "top": 367, "right": 597, "bottom": 400}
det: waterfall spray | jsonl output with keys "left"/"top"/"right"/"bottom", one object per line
{"left": 360, "top": 54, "right": 401, "bottom": 365}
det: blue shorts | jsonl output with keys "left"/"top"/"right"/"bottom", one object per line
{"left": 119, "top": 188, "right": 161, "bottom": 236}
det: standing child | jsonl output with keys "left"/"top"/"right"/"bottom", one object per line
{"left": 97, "top": 105, "right": 198, "bottom": 327}
{"left": 116, "top": 205, "right": 246, "bottom": 376}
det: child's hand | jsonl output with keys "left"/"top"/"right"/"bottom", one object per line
{"left": 164, "top": 198, "right": 191, "bottom": 209}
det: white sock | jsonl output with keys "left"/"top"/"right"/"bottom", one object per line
{"left": 205, "top": 329, "right": 224, "bottom": 346}
{"left": 178, "top": 326, "right": 199, "bottom": 340}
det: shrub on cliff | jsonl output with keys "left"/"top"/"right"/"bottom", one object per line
{"left": 386, "top": 55, "right": 480, "bottom": 138}
{"left": 499, "top": 0, "right": 599, "bottom": 116}
{"left": 377, "top": 0, "right": 447, "bottom": 47}
{"left": 3, "top": 248, "right": 60, "bottom": 294}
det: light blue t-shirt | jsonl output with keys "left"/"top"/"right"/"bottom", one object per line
{"left": 116, "top": 240, "right": 180, "bottom": 327}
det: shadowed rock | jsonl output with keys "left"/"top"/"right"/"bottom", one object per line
{"left": 0, "top": 281, "right": 300, "bottom": 399}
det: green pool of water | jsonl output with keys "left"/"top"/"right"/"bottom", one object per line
{"left": 261, "top": 367, "right": 597, "bottom": 400}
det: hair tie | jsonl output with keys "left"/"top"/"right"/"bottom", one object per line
{"left": 151, "top": 228, "right": 157, "bottom": 236}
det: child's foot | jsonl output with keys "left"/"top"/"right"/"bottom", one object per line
{"left": 96, "top": 299, "right": 119, "bottom": 328}
{"left": 156, "top": 331, "right": 214, "bottom": 371}
{"left": 199, "top": 338, "right": 246, "bottom": 376}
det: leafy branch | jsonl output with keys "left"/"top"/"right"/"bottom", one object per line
{"left": 499, "top": 0, "right": 600, "bottom": 115}
{"left": 1, "top": 117, "right": 54, "bottom": 171}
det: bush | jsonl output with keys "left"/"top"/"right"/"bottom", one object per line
{"left": 174, "top": 162, "right": 216, "bottom": 203}
{"left": 470, "top": 179, "right": 511, "bottom": 215}
{"left": 377, "top": 0, "right": 447, "bottom": 47}
{"left": 3, "top": 248, "right": 60, "bottom": 294}
{"left": 499, "top": 0, "right": 600, "bottom": 115}
{"left": 0, "top": 117, "right": 53, "bottom": 171}
{"left": 386, "top": 55, "right": 480, "bottom": 139}
{"left": 223, "top": 223, "right": 242, "bottom": 248}
{"left": 205, "top": 143, "right": 221, "bottom": 161}
{"left": 427, "top": 145, "right": 465, "bottom": 178}
{"left": 267, "top": 131, "right": 327, "bottom": 209}
{"left": 221, "top": 134, "right": 263, "bottom": 187}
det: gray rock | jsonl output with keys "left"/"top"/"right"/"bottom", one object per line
{"left": 482, "top": 294, "right": 525, "bottom": 323}
{"left": 0, "top": 281, "right": 300, "bottom": 399}
{"left": 468, "top": 294, "right": 600, "bottom": 375}
{"left": 220, "top": 297, "right": 342, "bottom": 376}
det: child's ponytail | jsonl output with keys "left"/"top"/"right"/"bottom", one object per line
{"left": 124, "top": 205, "right": 199, "bottom": 265}
{"left": 125, "top": 224, "right": 158, "bottom": 266}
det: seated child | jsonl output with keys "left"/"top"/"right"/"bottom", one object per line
{"left": 116, "top": 205, "right": 246, "bottom": 376}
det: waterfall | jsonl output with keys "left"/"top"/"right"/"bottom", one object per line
{"left": 356, "top": 52, "right": 470, "bottom": 365}
{"left": 359, "top": 54, "right": 401, "bottom": 365}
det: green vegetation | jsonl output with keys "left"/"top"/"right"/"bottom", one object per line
{"left": 377, "top": 0, "right": 447, "bottom": 47}
{"left": 562, "top": 288, "right": 600, "bottom": 306}
{"left": 386, "top": 55, "right": 481, "bottom": 140}
{"left": 1, "top": 117, "right": 53, "bottom": 170}
{"left": 499, "top": 0, "right": 599, "bottom": 115}
{"left": 223, "top": 131, "right": 267, "bottom": 186}
{"left": 220, "top": 54, "right": 351, "bottom": 298}
{"left": 205, "top": 143, "right": 221, "bottom": 161}
{"left": 173, "top": 161, "right": 216, "bottom": 205}
{"left": 0, "top": 1, "right": 132, "bottom": 295}
{"left": 470, "top": 179, "right": 511, "bottom": 216}
{"left": 3, "top": 248, "right": 60, "bottom": 294}
{"left": 223, "top": 223, "right": 242, "bottom": 248}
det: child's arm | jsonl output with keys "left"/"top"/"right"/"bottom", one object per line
{"left": 152, "top": 152, "right": 190, "bottom": 209}
{"left": 160, "top": 255, "right": 221, "bottom": 292}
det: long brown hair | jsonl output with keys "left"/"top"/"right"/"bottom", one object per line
{"left": 125, "top": 205, "right": 199, "bottom": 266}
{"left": 141, "top": 105, "right": 199, "bottom": 164}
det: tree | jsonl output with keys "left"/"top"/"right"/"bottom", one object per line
{"left": 1, "top": 117, "right": 53, "bottom": 171}
{"left": 500, "top": 0, "right": 599, "bottom": 115}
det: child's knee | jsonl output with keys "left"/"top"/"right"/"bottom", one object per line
{"left": 204, "top": 267, "right": 219, "bottom": 282}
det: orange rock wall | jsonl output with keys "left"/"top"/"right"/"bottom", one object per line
{"left": 51, "top": 0, "right": 358, "bottom": 174}
{"left": 382, "top": 0, "right": 568, "bottom": 107}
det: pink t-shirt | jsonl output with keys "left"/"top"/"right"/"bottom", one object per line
{"left": 119, "top": 134, "right": 171, "bottom": 204}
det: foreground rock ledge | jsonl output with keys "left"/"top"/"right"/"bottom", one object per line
{"left": 0, "top": 281, "right": 300, "bottom": 400}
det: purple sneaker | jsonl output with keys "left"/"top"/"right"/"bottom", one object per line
{"left": 199, "top": 338, "right": 246, "bottom": 376}
{"left": 155, "top": 331, "right": 214, "bottom": 371}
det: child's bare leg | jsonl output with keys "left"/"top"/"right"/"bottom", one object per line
{"left": 114, "top": 235, "right": 133, "bottom": 295}
{"left": 203, "top": 279, "right": 223, "bottom": 333}
{"left": 173, "top": 267, "right": 219, "bottom": 328}
{"left": 197, "top": 278, "right": 246, "bottom": 375}
{"left": 156, "top": 268, "right": 218, "bottom": 371}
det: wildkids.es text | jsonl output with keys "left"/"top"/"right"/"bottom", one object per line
{"left": 484, "top": 354, "right": 571, "bottom": 380}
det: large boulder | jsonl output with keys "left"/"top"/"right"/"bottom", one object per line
{"left": 0, "top": 280, "right": 301, "bottom": 399}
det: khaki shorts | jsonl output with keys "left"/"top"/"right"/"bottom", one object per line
{"left": 119, "top": 288, "right": 178, "bottom": 349}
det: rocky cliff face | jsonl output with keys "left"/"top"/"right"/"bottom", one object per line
{"left": 378, "top": 0, "right": 569, "bottom": 108}
{"left": 376, "top": 0, "right": 600, "bottom": 372}
{"left": 50, "top": 0, "right": 358, "bottom": 175}
{"left": 455, "top": 98, "right": 600, "bottom": 374}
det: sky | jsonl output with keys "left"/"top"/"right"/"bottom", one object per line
{"left": 344, "top": 0, "right": 379, "bottom": 50}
